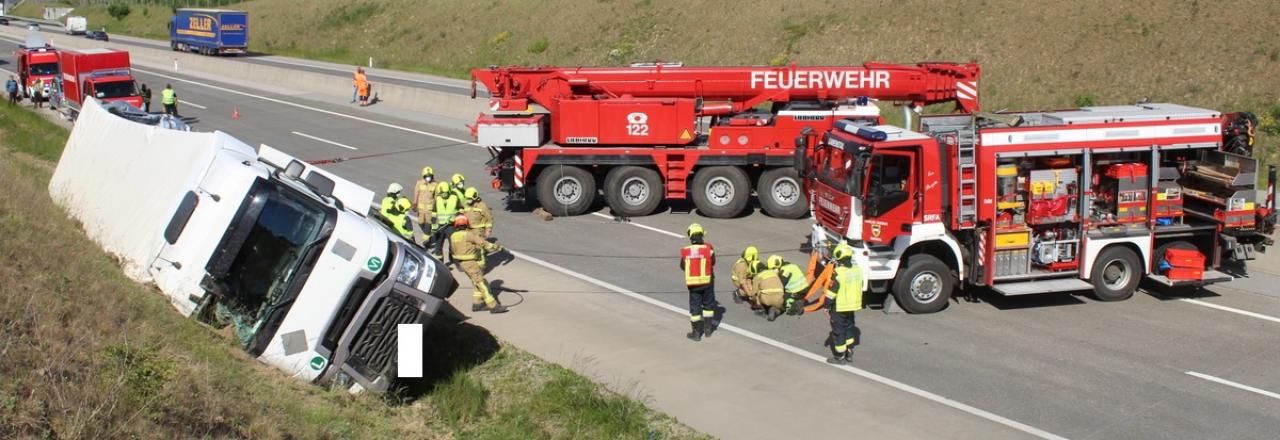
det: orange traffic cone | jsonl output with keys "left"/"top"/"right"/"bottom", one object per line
{"left": 232, "top": 107, "right": 241, "bottom": 120}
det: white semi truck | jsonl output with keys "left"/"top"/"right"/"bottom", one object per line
{"left": 49, "top": 100, "right": 457, "bottom": 392}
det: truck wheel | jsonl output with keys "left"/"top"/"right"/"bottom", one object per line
{"left": 536, "top": 165, "right": 595, "bottom": 216}
{"left": 604, "top": 166, "right": 662, "bottom": 217}
{"left": 758, "top": 167, "right": 808, "bottom": 219}
{"left": 892, "top": 254, "right": 953, "bottom": 314}
{"left": 691, "top": 166, "right": 750, "bottom": 218}
{"left": 1090, "top": 246, "right": 1141, "bottom": 301}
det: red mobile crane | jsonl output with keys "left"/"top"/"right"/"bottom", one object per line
{"left": 469, "top": 62, "right": 980, "bottom": 218}
{"left": 800, "top": 103, "right": 1274, "bottom": 313}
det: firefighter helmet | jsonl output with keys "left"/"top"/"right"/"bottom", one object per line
{"left": 421, "top": 166, "right": 434, "bottom": 178}
{"left": 453, "top": 213, "right": 470, "bottom": 227}
{"left": 743, "top": 245, "right": 759, "bottom": 262}
{"left": 394, "top": 198, "right": 411, "bottom": 212}
{"left": 451, "top": 173, "right": 466, "bottom": 186}
{"left": 832, "top": 243, "right": 854, "bottom": 262}
{"left": 386, "top": 183, "right": 403, "bottom": 194}
{"left": 464, "top": 187, "right": 479, "bottom": 200}
{"left": 686, "top": 223, "right": 705, "bottom": 239}
{"left": 436, "top": 181, "right": 451, "bottom": 193}
{"left": 767, "top": 255, "right": 784, "bottom": 270}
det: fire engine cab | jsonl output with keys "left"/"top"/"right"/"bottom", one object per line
{"left": 805, "top": 103, "right": 1275, "bottom": 313}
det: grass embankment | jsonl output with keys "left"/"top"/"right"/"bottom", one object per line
{"left": 0, "top": 103, "right": 705, "bottom": 438}
{"left": 19, "top": 0, "right": 1280, "bottom": 180}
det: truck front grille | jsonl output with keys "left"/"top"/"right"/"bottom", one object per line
{"left": 348, "top": 292, "right": 422, "bottom": 378}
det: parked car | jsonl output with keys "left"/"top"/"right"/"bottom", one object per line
{"left": 26, "top": 23, "right": 40, "bottom": 31}
{"left": 86, "top": 30, "right": 109, "bottom": 41}
{"left": 0, "top": 18, "right": 11, "bottom": 26}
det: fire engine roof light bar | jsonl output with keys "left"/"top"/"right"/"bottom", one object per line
{"left": 835, "top": 119, "right": 888, "bottom": 142}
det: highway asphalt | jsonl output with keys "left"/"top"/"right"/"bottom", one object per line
{"left": 3, "top": 32, "right": 1277, "bottom": 439}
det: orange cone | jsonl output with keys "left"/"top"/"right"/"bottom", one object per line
{"left": 232, "top": 107, "right": 241, "bottom": 120}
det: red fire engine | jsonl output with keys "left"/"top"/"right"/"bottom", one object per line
{"left": 802, "top": 103, "right": 1275, "bottom": 313}
{"left": 469, "top": 62, "right": 980, "bottom": 218}
{"left": 15, "top": 36, "right": 60, "bottom": 102}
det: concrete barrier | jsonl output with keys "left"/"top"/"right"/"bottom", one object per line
{"left": 0, "top": 26, "right": 489, "bottom": 121}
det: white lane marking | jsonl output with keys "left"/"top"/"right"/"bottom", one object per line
{"left": 292, "top": 131, "right": 359, "bottom": 151}
{"left": 1178, "top": 298, "right": 1280, "bottom": 325}
{"left": 132, "top": 67, "right": 478, "bottom": 147}
{"left": 509, "top": 249, "right": 1067, "bottom": 440}
{"left": 255, "top": 57, "right": 470, "bottom": 91}
{"left": 180, "top": 100, "right": 208, "bottom": 110}
{"left": 113, "top": 67, "right": 1062, "bottom": 437}
{"left": 1186, "top": 371, "right": 1280, "bottom": 401}
{"left": 590, "top": 212, "right": 685, "bottom": 239}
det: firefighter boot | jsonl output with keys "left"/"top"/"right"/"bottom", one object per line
{"left": 784, "top": 294, "right": 801, "bottom": 316}
{"left": 471, "top": 303, "right": 485, "bottom": 312}
{"left": 703, "top": 319, "right": 716, "bottom": 338}
{"left": 488, "top": 303, "right": 509, "bottom": 314}
{"left": 766, "top": 307, "right": 780, "bottom": 322}
{"left": 826, "top": 346, "right": 848, "bottom": 365}
{"left": 686, "top": 321, "right": 703, "bottom": 342}
{"left": 842, "top": 349, "right": 854, "bottom": 364}
{"left": 732, "top": 289, "right": 744, "bottom": 304}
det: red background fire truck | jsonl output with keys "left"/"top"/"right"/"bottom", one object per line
{"left": 804, "top": 103, "right": 1275, "bottom": 313}
{"left": 470, "top": 62, "right": 980, "bottom": 218}
{"left": 15, "top": 36, "right": 60, "bottom": 102}
{"left": 58, "top": 48, "right": 144, "bottom": 116}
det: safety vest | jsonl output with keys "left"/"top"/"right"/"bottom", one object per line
{"left": 825, "top": 265, "right": 865, "bottom": 312}
{"left": 161, "top": 88, "right": 176, "bottom": 105}
{"left": 681, "top": 243, "right": 714, "bottom": 287}
{"left": 754, "top": 269, "right": 785, "bottom": 294}
{"left": 434, "top": 193, "right": 460, "bottom": 224}
{"left": 779, "top": 263, "right": 809, "bottom": 294}
{"left": 379, "top": 196, "right": 396, "bottom": 218}
{"left": 386, "top": 211, "right": 413, "bottom": 239}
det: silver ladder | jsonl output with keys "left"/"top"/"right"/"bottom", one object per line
{"left": 955, "top": 126, "right": 978, "bottom": 228}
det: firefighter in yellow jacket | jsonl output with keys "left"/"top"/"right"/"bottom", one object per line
{"left": 450, "top": 214, "right": 508, "bottom": 314}
{"left": 824, "top": 243, "right": 866, "bottom": 365}
{"left": 753, "top": 258, "right": 788, "bottom": 321}
{"left": 383, "top": 198, "right": 414, "bottom": 240}
{"left": 769, "top": 255, "right": 810, "bottom": 315}
{"left": 413, "top": 166, "right": 436, "bottom": 243}
{"left": 461, "top": 187, "right": 494, "bottom": 237}
{"left": 731, "top": 246, "right": 761, "bottom": 305}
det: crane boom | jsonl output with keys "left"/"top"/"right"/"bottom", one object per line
{"left": 472, "top": 62, "right": 981, "bottom": 114}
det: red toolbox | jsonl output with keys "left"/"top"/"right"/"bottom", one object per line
{"left": 1166, "top": 267, "right": 1204, "bottom": 280}
{"left": 1164, "top": 248, "right": 1205, "bottom": 268}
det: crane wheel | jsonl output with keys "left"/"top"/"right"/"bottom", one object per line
{"left": 535, "top": 165, "right": 595, "bottom": 216}
{"left": 604, "top": 166, "right": 662, "bottom": 217}
{"left": 691, "top": 166, "right": 750, "bottom": 218}
{"left": 758, "top": 167, "right": 808, "bottom": 219}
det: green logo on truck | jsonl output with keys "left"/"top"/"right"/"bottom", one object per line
{"left": 366, "top": 256, "right": 383, "bottom": 271}
{"left": 309, "top": 355, "right": 327, "bottom": 371}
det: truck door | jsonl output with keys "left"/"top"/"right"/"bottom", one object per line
{"left": 861, "top": 150, "right": 916, "bottom": 245}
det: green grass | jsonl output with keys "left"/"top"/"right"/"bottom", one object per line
{"left": 0, "top": 102, "right": 706, "bottom": 438}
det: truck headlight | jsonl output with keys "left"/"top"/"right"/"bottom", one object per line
{"left": 397, "top": 252, "right": 423, "bottom": 286}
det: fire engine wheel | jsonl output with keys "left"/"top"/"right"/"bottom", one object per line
{"left": 536, "top": 165, "right": 595, "bottom": 216}
{"left": 758, "top": 168, "right": 808, "bottom": 219}
{"left": 604, "top": 166, "right": 662, "bottom": 217}
{"left": 1090, "top": 246, "right": 1141, "bottom": 302}
{"left": 691, "top": 166, "right": 750, "bottom": 218}
{"left": 892, "top": 254, "right": 952, "bottom": 314}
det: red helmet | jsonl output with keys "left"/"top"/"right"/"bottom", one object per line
{"left": 453, "top": 214, "right": 470, "bottom": 227}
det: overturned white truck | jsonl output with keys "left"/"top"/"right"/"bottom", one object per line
{"left": 49, "top": 100, "right": 456, "bottom": 392}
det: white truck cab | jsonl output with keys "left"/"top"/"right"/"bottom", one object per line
{"left": 49, "top": 100, "right": 456, "bottom": 392}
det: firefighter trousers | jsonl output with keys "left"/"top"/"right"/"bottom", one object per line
{"left": 829, "top": 309, "right": 857, "bottom": 353}
{"left": 460, "top": 260, "right": 495, "bottom": 306}
{"left": 687, "top": 282, "right": 717, "bottom": 323}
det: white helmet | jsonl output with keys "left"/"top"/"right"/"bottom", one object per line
{"left": 387, "top": 183, "right": 404, "bottom": 194}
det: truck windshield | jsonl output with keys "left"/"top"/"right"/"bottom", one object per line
{"left": 94, "top": 80, "right": 138, "bottom": 99}
{"left": 214, "top": 184, "right": 333, "bottom": 349}
{"left": 813, "top": 142, "right": 864, "bottom": 196}
{"left": 30, "top": 63, "right": 58, "bottom": 76}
